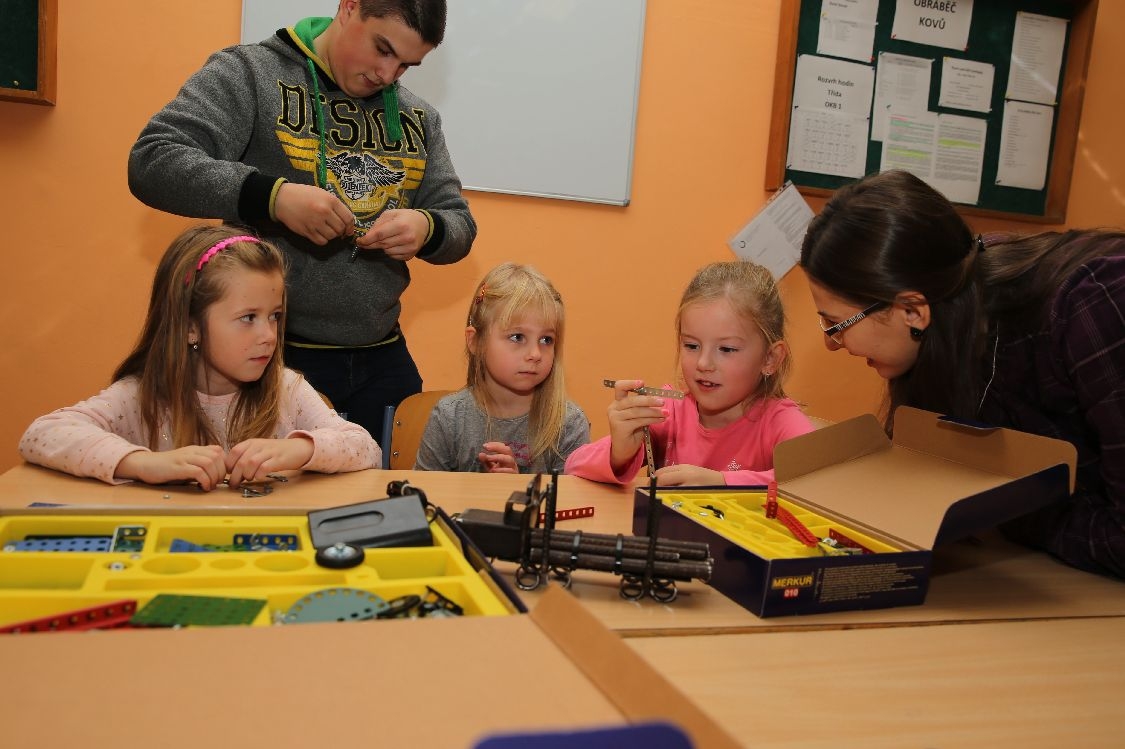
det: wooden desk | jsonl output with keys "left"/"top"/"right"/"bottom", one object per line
{"left": 3, "top": 464, "right": 1123, "bottom": 634}
{"left": 627, "top": 617, "right": 1125, "bottom": 748}
{"left": 0, "top": 587, "right": 741, "bottom": 749}
{"left": 0, "top": 462, "right": 624, "bottom": 515}
{"left": 3, "top": 464, "right": 1123, "bottom": 747}
{"left": 519, "top": 531, "right": 1125, "bottom": 635}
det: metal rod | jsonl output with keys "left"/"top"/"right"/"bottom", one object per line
{"left": 529, "top": 548, "right": 711, "bottom": 581}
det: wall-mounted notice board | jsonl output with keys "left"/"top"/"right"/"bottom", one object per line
{"left": 242, "top": 0, "right": 647, "bottom": 206}
{"left": 766, "top": 0, "right": 1099, "bottom": 223}
{"left": 0, "top": 0, "right": 57, "bottom": 105}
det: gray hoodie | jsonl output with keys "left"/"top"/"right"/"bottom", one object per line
{"left": 129, "top": 20, "right": 476, "bottom": 346}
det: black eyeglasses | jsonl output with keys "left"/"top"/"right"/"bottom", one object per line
{"left": 818, "top": 301, "right": 888, "bottom": 345}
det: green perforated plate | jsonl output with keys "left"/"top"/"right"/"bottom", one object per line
{"left": 130, "top": 594, "right": 266, "bottom": 627}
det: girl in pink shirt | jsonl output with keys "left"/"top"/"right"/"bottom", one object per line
{"left": 565, "top": 261, "right": 813, "bottom": 486}
{"left": 19, "top": 225, "right": 380, "bottom": 489}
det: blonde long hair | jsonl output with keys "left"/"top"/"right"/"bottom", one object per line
{"left": 465, "top": 263, "right": 568, "bottom": 465}
{"left": 674, "top": 261, "right": 793, "bottom": 402}
{"left": 113, "top": 225, "right": 288, "bottom": 449}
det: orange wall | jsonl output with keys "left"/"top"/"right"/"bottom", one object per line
{"left": 2, "top": 0, "right": 1123, "bottom": 473}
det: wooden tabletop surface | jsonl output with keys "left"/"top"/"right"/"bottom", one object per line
{"left": 2, "top": 463, "right": 1123, "bottom": 635}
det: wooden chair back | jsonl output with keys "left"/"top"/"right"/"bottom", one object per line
{"left": 387, "top": 390, "right": 453, "bottom": 470}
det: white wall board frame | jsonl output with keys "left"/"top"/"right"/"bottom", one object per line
{"left": 242, "top": 0, "right": 647, "bottom": 206}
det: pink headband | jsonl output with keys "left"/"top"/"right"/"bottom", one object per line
{"left": 184, "top": 235, "right": 260, "bottom": 285}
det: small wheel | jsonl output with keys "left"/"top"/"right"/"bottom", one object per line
{"left": 549, "top": 567, "right": 574, "bottom": 590}
{"left": 619, "top": 575, "right": 645, "bottom": 601}
{"left": 650, "top": 579, "right": 678, "bottom": 603}
{"left": 516, "top": 564, "right": 545, "bottom": 591}
{"left": 315, "top": 542, "right": 365, "bottom": 569}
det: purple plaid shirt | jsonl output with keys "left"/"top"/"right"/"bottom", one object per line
{"left": 979, "top": 244, "right": 1125, "bottom": 578}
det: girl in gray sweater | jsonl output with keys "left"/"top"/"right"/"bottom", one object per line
{"left": 415, "top": 264, "right": 589, "bottom": 473}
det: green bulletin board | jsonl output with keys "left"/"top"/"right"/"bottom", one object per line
{"left": 0, "top": 0, "right": 57, "bottom": 105}
{"left": 766, "top": 0, "right": 1099, "bottom": 222}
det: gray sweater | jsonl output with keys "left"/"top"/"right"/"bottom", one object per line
{"left": 129, "top": 24, "right": 476, "bottom": 346}
{"left": 415, "top": 389, "right": 590, "bottom": 474}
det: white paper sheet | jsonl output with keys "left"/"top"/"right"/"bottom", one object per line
{"left": 792, "top": 54, "right": 876, "bottom": 116}
{"left": 890, "top": 0, "right": 974, "bottom": 51}
{"left": 728, "top": 183, "right": 815, "bottom": 281}
{"left": 788, "top": 109, "right": 870, "bottom": 179}
{"left": 879, "top": 111, "right": 986, "bottom": 204}
{"left": 817, "top": 0, "right": 879, "bottom": 64}
{"left": 931, "top": 114, "right": 986, "bottom": 204}
{"left": 871, "top": 52, "right": 932, "bottom": 141}
{"left": 996, "top": 100, "right": 1053, "bottom": 190}
{"left": 880, "top": 110, "right": 938, "bottom": 180}
{"left": 1006, "top": 12, "right": 1068, "bottom": 106}
{"left": 822, "top": 0, "right": 879, "bottom": 19}
{"left": 787, "top": 54, "right": 874, "bottom": 178}
{"left": 939, "top": 57, "right": 995, "bottom": 113}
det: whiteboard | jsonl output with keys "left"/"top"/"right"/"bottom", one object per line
{"left": 242, "top": 0, "right": 646, "bottom": 206}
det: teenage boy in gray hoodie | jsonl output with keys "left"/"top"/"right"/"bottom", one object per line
{"left": 129, "top": 0, "right": 476, "bottom": 443}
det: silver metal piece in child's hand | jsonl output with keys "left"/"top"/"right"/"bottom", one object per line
{"left": 602, "top": 379, "right": 685, "bottom": 399}
{"left": 642, "top": 426, "right": 655, "bottom": 478}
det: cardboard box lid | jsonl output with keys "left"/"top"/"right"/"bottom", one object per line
{"left": 0, "top": 586, "right": 739, "bottom": 748}
{"left": 774, "top": 407, "right": 1077, "bottom": 549}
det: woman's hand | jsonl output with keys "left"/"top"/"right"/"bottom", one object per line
{"left": 226, "top": 437, "right": 314, "bottom": 487}
{"left": 115, "top": 445, "right": 227, "bottom": 491}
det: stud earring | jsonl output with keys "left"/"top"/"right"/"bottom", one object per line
{"left": 909, "top": 327, "right": 925, "bottom": 341}
{"left": 190, "top": 341, "right": 200, "bottom": 351}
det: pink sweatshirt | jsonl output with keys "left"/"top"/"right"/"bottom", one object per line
{"left": 18, "top": 369, "right": 381, "bottom": 484}
{"left": 564, "top": 391, "right": 813, "bottom": 485}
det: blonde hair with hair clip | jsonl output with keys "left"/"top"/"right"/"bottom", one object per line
{"left": 465, "top": 263, "right": 568, "bottom": 465}
{"left": 674, "top": 261, "right": 792, "bottom": 403}
{"left": 113, "top": 225, "right": 289, "bottom": 449}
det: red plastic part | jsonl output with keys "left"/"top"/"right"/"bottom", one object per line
{"left": 539, "top": 506, "right": 596, "bottom": 524}
{"left": 829, "top": 528, "right": 874, "bottom": 554}
{"left": 765, "top": 481, "right": 779, "bottom": 519}
{"left": 0, "top": 600, "right": 138, "bottom": 634}
{"left": 775, "top": 506, "right": 819, "bottom": 548}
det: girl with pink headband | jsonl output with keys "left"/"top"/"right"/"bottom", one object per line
{"left": 19, "top": 225, "right": 380, "bottom": 489}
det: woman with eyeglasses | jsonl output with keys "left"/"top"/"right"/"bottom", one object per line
{"left": 799, "top": 169, "right": 1125, "bottom": 579}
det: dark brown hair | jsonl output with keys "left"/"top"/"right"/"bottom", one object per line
{"left": 358, "top": 0, "right": 446, "bottom": 46}
{"left": 800, "top": 170, "right": 1124, "bottom": 430}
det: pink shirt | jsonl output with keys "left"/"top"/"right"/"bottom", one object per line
{"left": 564, "top": 391, "right": 813, "bottom": 485}
{"left": 18, "top": 369, "right": 380, "bottom": 484}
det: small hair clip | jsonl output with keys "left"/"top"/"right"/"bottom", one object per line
{"left": 467, "top": 284, "right": 488, "bottom": 327}
{"left": 184, "top": 235, "right": 260, "bottom": 285}
{"left": 976, "top": 234, "right": 986, "bottom": 253}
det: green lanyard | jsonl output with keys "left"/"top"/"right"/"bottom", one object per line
{"left": 305, "top": 57, "right": 404, "bottom": 191}
{"left": 306, "top": 57, "right": 329, "bottom": 190}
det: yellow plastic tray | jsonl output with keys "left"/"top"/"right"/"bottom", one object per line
{"left": 0, "top": 509, "right": 518, "bottom": 628}
{"left": 656, "top": 489, "right": 902, "bottom": 560}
